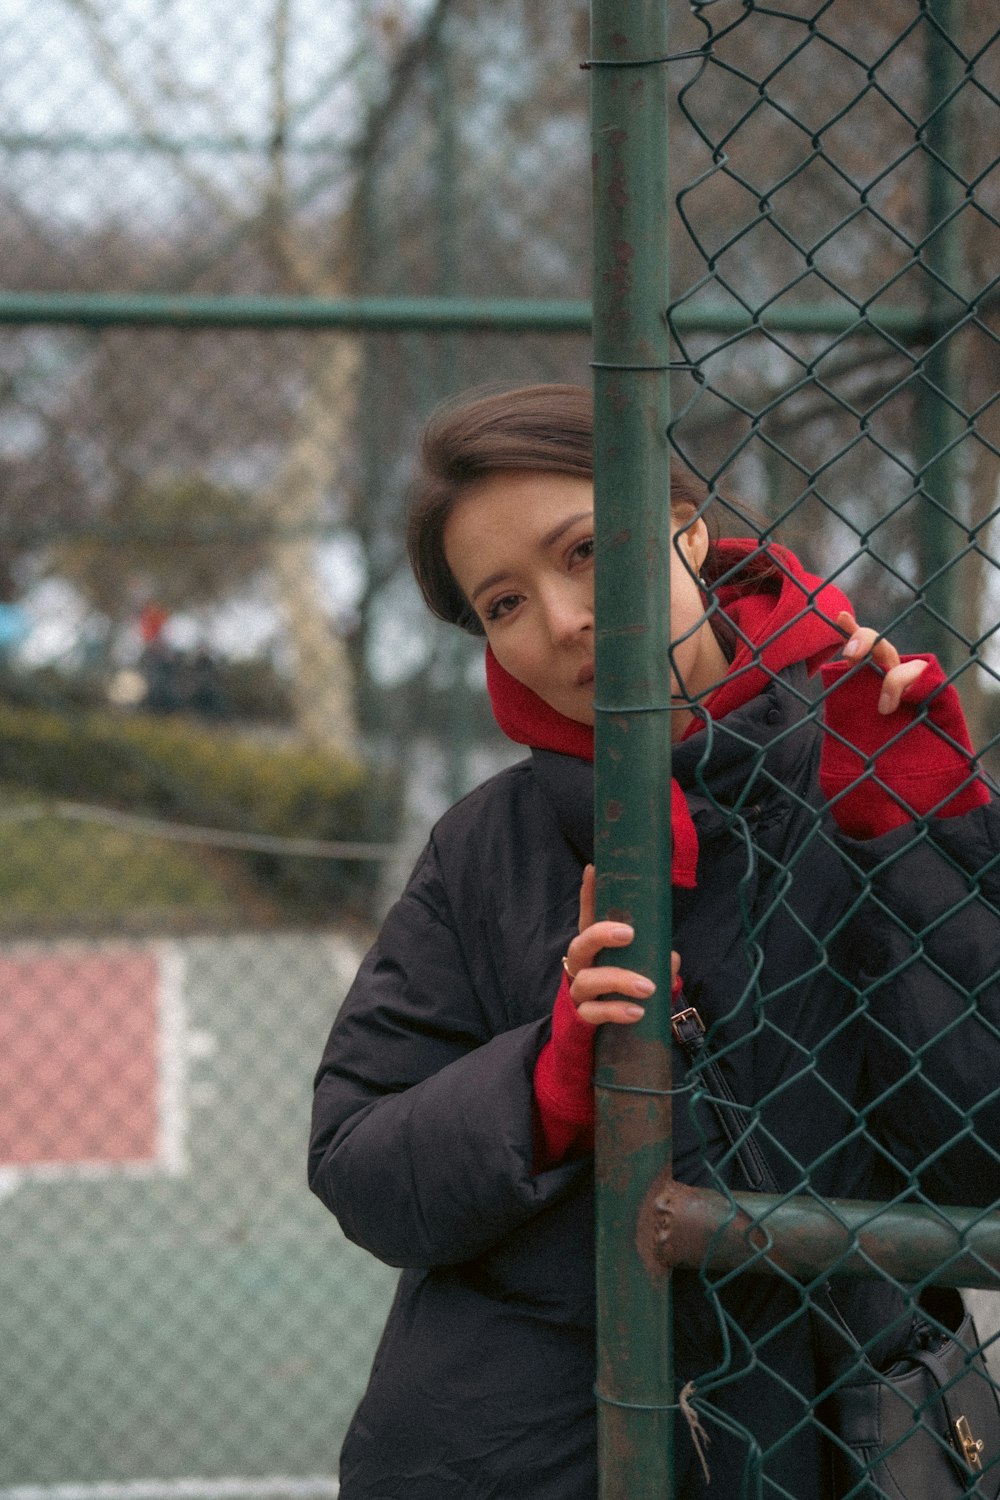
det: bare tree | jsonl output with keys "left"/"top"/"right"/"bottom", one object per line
{"left": 3, "top": 0, "right": 998, "bottom": 758}
{"left": 2, "top": 0, "right": 456, "bottom": 758}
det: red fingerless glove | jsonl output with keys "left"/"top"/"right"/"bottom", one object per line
{"left": 532, "top": 972, "right": 686, "bottom": 1171}
{"left": 532, "top": 975, "right": 596, "bottom": 1171}
{"left": 819, "top": 654, "right": 990, "bottom": 839}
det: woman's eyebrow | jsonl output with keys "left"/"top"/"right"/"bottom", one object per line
{"left": 469, "top": 512, "right": 593, "bottom": 604}
{"left": 542, "top": 511, "right": 592, "bottom": 549}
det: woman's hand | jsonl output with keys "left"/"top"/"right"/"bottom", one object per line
{"left": 836, "top": 611, "right": 928, "bottom": 715}
{"left": 563, "top": 864, "right": 678, "bottom": 1026}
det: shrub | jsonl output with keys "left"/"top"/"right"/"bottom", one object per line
{"left": 0, "top": 700, "right": 398, "bottom": 927}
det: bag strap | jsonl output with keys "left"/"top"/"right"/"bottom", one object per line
{"left": 671, "top": 1005, "right": 775, "bottom": 1192}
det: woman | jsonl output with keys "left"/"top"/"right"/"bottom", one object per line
{"left": 309, "top": 384, "right": 999, "bottom": 1498}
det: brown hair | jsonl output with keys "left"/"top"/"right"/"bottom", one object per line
{"left": 406, "top": 382, "right": 773, "bottom": 642}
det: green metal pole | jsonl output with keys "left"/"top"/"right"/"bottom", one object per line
{"left": 590, "top": 5, "right": 674, "bottom": 1497}
{"left": 0, "top": 289, "right": 942, "bottom": 337}
{"left": 641, "top": 1180, "right": 1000, "bottom": 1292}
{"left": 431, "top": 12, "right": 473, "bottom": 806}
{"left": 916, "top": 0, "right": 964, "bottom": 669}
{"left": 433, "top": 14, "right": 461, "bottom": 395}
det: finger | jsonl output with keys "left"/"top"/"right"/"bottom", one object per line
{"left": 868, "top": 634, "right": 901, "bottom": 674}
{"left": 839, "top": 624, "right": 893, "bottom": 666}
{"left": 838, "top": 612, "right": 877, "bottom": 660}
{"left": 577, "top": 863, "right": 596, "bottom": 935}
{"left": 570, "top": 964, "right": 656, "bottom": 1007}
{"left": 569, "top": 955, "right": 656, "bottom": 1027}
{"left": 878, "top": 658, "right": 929, "bottom": 715}
{"left": 566, "top": 918, "right": 634, "bottom": 977}
{"left": 575, "top": 997, "right": 649, "bottom": 1027}
{"left": 839, "top": 617, "right": 901, "bottom": 675}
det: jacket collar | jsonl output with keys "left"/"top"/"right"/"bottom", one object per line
{"left": 531, "top": 667, "right": 817, "bottom": 868}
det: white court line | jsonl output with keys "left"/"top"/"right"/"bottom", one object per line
{"left": 0, "top": 940, "right": 190, "bottom": 1194}
{"left": 0, "top": 1479, "right": 339, "bottom": 1500}
{"left": 156, "top": 940, "right": 188, "bottom": 1176}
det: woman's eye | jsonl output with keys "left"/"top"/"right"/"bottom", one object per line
{"left": 486, "top": 593, "right": 522, "bottom": 622}
{"left": 572, "top": 536, "right": 595, "bottom": 565}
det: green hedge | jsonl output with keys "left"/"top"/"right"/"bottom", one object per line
{"left": 0, "top": 701, "right": 398, "bottom": 928}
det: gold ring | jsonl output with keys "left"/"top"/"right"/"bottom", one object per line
{"left": 561, "top": 954, "right": 577, "bottom": 983}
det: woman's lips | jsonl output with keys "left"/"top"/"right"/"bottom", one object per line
{"left": 577, "top": 663, "right": 595, "bottom": 686}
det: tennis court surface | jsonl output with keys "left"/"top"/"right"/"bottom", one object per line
{"left": 0, "top": 932, "right": 395, "bottom": 1496}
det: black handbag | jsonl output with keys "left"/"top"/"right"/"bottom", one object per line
{"left": 672, "top": 1002, "right": 1000, "bottom": 1499}
{"left": 822, "top": 1286, "right": 1000, "bottom": 1500}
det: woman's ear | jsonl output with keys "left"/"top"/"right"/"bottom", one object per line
{"left": 673, "top": 513, "right": 710, "bottom": 576}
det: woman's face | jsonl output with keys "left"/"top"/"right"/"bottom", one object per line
{"left": 442, "top": 470, "right": 729, "bottom": 733}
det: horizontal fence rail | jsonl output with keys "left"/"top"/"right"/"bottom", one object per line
{"left": 0, "top": 291, "right": 968, "bottom": 338}
{"left": 644, "top": 1183, "right": 1000, "bottom": 1290}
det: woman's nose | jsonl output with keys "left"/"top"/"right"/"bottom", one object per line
{"left": 543, "top": 584, "right": 592, "bottom": 643}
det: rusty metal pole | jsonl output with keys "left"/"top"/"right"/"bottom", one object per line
{"left": 590, "top": 4, "right": 674, "bottom": 1497}
{"left": 641, "top": 1179, "right": 1000, "bottom": 1291}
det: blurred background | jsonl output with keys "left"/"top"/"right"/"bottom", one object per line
{"left": 1, "top": 1, "right": 999, "bottom": 1495}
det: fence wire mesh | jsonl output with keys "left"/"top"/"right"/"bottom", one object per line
{"left": 0, "top": 2, "right": 590, "bottom": 1493}
{"left": 0, "top": 0, "right": 998, "bottom": 1498}
{"left": 644, "top": 3, "right": 1000, "bottom": 1495}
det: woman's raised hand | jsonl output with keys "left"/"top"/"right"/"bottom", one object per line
{"left": 836, "top": 611, "right": 928, "bottom": 715}
{"left": 563, "top": 864, "right": 678, "bottom": 1026}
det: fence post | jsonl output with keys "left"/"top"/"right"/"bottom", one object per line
{"left": 916, "top": 0, "right": 964, "bottom": 668}
{"left": 590, "top": 3, "right": 674, "bottom": 1496}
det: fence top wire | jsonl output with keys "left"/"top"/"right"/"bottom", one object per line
{"left": 0, "top": 800, "right": 401, "bottom": 861}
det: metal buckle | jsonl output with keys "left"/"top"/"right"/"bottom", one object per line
{"left": 955, "top": 1415, "right": 984, "bottom": 1470}
{"left": 671, "top": 1006, "right": 705, "bottom": 1044}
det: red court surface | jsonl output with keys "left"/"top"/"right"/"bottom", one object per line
{"left": 0, "top": 947, "right": 162, "bottom": 1167}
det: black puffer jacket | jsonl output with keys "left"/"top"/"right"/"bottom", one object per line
{"left": 309, "top": 666, "right": 1000, "bottom": 1499}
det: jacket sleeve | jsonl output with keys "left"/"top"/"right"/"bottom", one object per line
{"left": 308, "top": 838, "right": 585, "bottom": 1269}
{"left": 842, "top": 800, "right": 1000, "bottom": 1206}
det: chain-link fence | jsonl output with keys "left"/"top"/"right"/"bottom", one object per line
{"left": 0, "top": 3, "right": 593, "bottom": 1494}
{"left": 1, "top": 1, "right": 999, "bottom": 1497}
{"left": 587, "top": 3, "right": 1000, "bottom": 1495}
